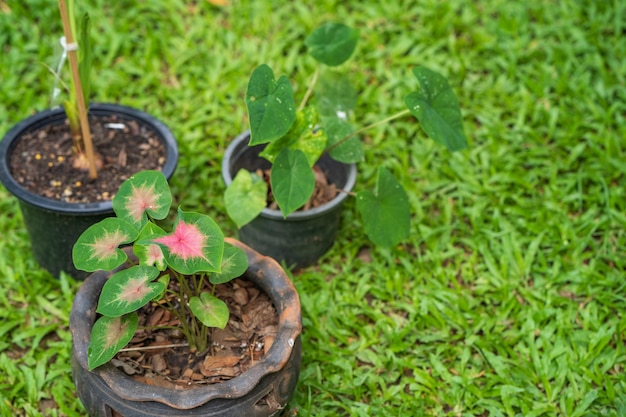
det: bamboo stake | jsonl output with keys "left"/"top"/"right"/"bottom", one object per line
{"left": 58, "top": 0, "right": 98, "bottom": 179}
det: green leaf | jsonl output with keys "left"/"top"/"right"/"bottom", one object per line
{"left": 210, "top": 244, "right": 249, "bottom": 285}
{"left": 134, "top": 222, "right": 168, "bottom": 270}
{"left": 246, "top": 64, "right": 296, "bottom": 145}
{"left": 112, "top": 170, "right": 172, "bottom": 230}
{"left": 271, "top": 148, "right": 316, "bottom": 217}
{"left": 224, "top": 170, "right": 267, "bottom": 228}
{"left": 404, "top": 66, "right": 468, "bottom": 151}
{"left": 305, "top": 22, "right": 359, "bottom": 66}
{"left": 72, "top": 217, "right": 138, "bottom": 272}
{"left": 259, "top": 107, "right": 328, "bottom": 166}
{"left": 189, "top": 293, "right": 229, "bottom": 329}
{"left": 356, "top": 167, "right": 410, "bottom": 247}
{"left": 152, "top": 209, "right": 224, "bottom": 274}
{"left": 88, "top": 313, "right": 138, "bottom": 370}
{"left": 96, "top": 265, "right": 163, "bottom": 317}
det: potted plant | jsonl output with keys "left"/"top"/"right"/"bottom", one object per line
{"left": 0, "top": 0, "right": 178, "bottom": 279}
{"left": 222, "top": 22, "right": 468, "bottom": 268}
{"left": 70, "top": 170, "right": 302, "bottom": 416}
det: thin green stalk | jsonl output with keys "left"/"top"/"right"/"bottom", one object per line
{"left": 298, "top": 67, "right": 320, "bottom": 112}
{"left": 325, "top": 109, "right": 412, "bottom": 154}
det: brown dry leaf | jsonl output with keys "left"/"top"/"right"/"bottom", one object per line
{"left": 207, "top": 0, "right": 228, "bottom": 5}
{"left": 203, "top": 355, "right": 241, "bottom": 370}
{"left": 146, "top": 307, "right": 164, "bottom": 327}
{"left": 151, "top": 354, "right": 167, "bottom": 373}
{"left": 134, "top": 375, "right": 178, "bottom": 389}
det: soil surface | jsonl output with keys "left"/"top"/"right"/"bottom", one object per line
{"left": 113, "top": 277, "right": 278, "bottom": 389}
{"left": 9, "top": 115, "right": 166, "bottom": 204}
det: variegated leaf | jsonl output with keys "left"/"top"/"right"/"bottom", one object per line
{"left": 72, "top": 217, "right": 138, "bottom": 272}
{"left": 210, "top": 243, "right": 249, "bottom": 285}
{"left": 134, "top": 222, "right": 168, "bottom": 270}
{"left": 96, "top": 265, "right": 163, "bottom": 317}
{"left": 189, "top": 292, "right": 229, "bottom": 329}
{"left": 88, "top": 313, "right": 138, "bottom": 370}
{"left": 112, "top": 170, "right": 172, "bottom": 230}
{"left": 152, "top": 209, "right": 224, "bottom": 275}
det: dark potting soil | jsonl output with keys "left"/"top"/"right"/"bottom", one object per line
{"left": 113, "top": 277, "right": 278, "bottom": 389}
{"left": 8, "top": 115, "right": 166, "bottom": 204}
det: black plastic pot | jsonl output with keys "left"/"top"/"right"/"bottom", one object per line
{"left": 70, "top": 238, "right": 302, "bottom": 417}
{"left": 0, "top": 103, "right": 178, "bottom": 280}
{"left": 222, "top": 131, "right": 357, "bottom": 269}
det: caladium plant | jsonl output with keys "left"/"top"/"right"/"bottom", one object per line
{"left": 224, "top": 21, "right": 468, "bottom": 248}
{"left": 72, "top": 170, "right": 248, "bottom": 370}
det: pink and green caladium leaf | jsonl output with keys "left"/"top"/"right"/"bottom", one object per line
{"left": 73, "top": 217, "right": 139, "bottom": 272}
{"left": 210, "top": 243, "right": 249, "bottom": 285}
{"left": 271, "top": 148, "right": 316, "bottom": 217}
{"left": 189, "top": 292, "right": 229, "bottom": 329}
{"left": 305, "top": 22, "right": 359, "bottom": 67}
{"left": 133, "top": 222, "right": 168, "bottom": 270}
{"left": 404, "top": 66, "right": 468, "bottom": 152}
{"left": 246, "top": 64, "right": 296, "bottom": 145}
{"left": 152, "top": 209, "right": 224, "bottom": 275}
{"left": 112, "top": 170, "right": 172, "bottom": 230}
{"left": 224, "top": 170, "right": 267, "bottom": 229}
{"left": 88, "top": 313, "right": 138, "bottom": 370}
{"left": 356, "top": 167, "right": 410, "bottom": 247}
{"left": 96, "top": 265, "right": 164, "bottom": 317}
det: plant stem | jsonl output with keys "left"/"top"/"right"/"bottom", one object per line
{"left": 325, "top": 109, "right": 412, "bottom": 154}
{"left": 58, "top": 0, "right": 98, "bottom": 179}
{"left": 298, "top": 67, "right": 320, "bottom": 112}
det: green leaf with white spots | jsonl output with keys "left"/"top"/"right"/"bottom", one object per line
{"left": 189, "top": 292, "right": 229, "bottom": 329}
{"left": 72, "top": 217, "right": 138, "bottom": 272}
{"left": 224, "top": 170, "right": 267, "bottom": 229}
{"left": 356, "top": 167, "right": 410, "bottom": 247}
{"left": 246, "top": 64, "right": 296, "bottom": 145}
{"left": 96, "top": 265, "right": 163, "bottom": 317}
{"left": 210, "top": 244, "right": 249, "bottom": 285}
{"left": 404, "top": 66, "right": 468, "bottom": 152}
{"left": 112, "top": 170, "right": 172, "bottom": 230}
{"left": 88, "top": 313, "right": 138, "bottom": 370}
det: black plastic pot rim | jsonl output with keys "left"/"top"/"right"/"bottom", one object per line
{"left": 222, "top": 131, "right": 357, "bottom": 222}
{"left": 0, "top": 103, "right": 179, "bottom": 215}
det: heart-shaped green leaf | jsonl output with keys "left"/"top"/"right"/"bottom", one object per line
{"left": 152, "top": 209, "right": 224, "bottom": 274}
{"left": 210, "top": 244, "right": 249, "bottom": 285}
{"left": 134, "top": 222, "right": 168, "bottom": 270}
{"left": 259, "top": 107, "right": 328, "bottom": 166}
{"left": 189, "top": 292, "right": 229, "bottom": 329}
{"left": 112, "top": 170, "right": 172, "bottom": 230}
{"left": 88, "top": 313, "right": 138, "bottom": 370}
{"left": 305, "top": 22, "right": 359, "bottom": 66}
{"left": 224, "top": 170, "right": 267, "bottom": 229}
{"left": 404, "top": 67, "right": 468, "bottom": 152}
{"left": 356, "top": 167, "right": 410, "bottom": 247}
{"left": 96, "top": 265, "right": 163, "bottom": 317}
{"left": 246, "top": 64, "right": 296, "bottom": 145}
{"left": 72, "top": 217, "right": 138, "bottom": 272}
{"left": 271, "top": 148, "right": 316, "bottom": 217}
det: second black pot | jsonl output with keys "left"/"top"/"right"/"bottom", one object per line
{"left": 0, "top": 103, "right": 179, "bottom": 279}
{"left": 222, "top": 131, "right": 357, "bottom": 269}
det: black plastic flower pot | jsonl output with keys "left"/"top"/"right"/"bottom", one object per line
{"left": 222, "top": 131, "right": 357, "bottom": 269}
{"left": 0, "top": 103, "right": 178, "bottom": 280}
{"left": 70, "top": 238, "right": 302, "bottom": 417}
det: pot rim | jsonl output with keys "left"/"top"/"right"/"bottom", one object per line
{"left": 222, "top": 130, "right": 357, "bottom": 221}
{"left": 0, "top": 103, "right": 179, "bottom": 215}
{"left": 70, "top": 238, "right": 302, "bottom": 409}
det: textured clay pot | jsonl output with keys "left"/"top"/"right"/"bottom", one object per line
{"left": 0, "top": 103, "right": 178, "bottom": 279}
{"left": 222, "top": 131, "right": 357, "bottom": 269}
{"left": 70, "top": 238, "right": 302, "bottom": 417}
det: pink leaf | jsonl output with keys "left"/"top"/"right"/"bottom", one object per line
{"left": 153, "top": 220, "right": 208, "bottom": 261}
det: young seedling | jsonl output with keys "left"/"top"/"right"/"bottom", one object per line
{"left": 225, "top": 22, "right": 468, "bottom": 248}
{"left": 72, "top": 170, "right": 248, "bottom": 370}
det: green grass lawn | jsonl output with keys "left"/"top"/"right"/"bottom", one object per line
{"left": 1, "top": 0, "right": 625, "bottom": 415}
